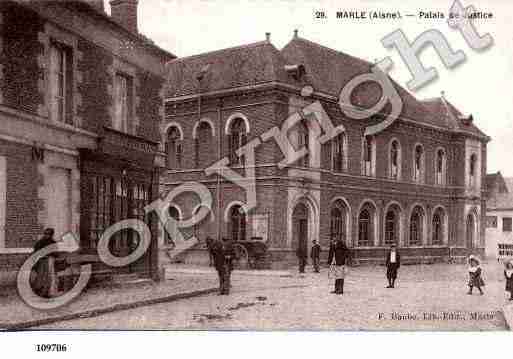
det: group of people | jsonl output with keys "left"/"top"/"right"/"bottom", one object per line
{"left": 30, "top": 228, "right": 513, "bottom": 301}
{"left": 297, "top": 238, "right": 513, "bottom": 300}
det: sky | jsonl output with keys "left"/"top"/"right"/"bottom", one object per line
{"left": 105, "top": 0, "right": 513, "bottom": 177}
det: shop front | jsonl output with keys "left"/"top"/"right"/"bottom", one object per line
{"left": 78, "top": 128, "right": 160, "bottom": 279}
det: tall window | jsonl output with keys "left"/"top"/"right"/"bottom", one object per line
{"left": 113, "top": 73, "right": 132, "bottom": 133}
{"left": 229, "top": 118, "right": 247, "bottom": 166}
{"left": 358, "top": 204, "right": 375, "bottom": 246}
{"left": 436, "top": 149, "right": 446, "bottom": 185}
{"left": 330, "top": 207, "right": 344, "bottom": 242}
{"left": 332, "top": 133, "right": 346, "bottom": 172}
{"left": 49, "top": 42, "right": 73, "bottom": 124}
{"left": 389, "top": 140, "right": 400, "bottom": 179}
{"left": 166, "top": 127, "right": 182, "bottom": 169}
{"left": 363, "top": 136, "right": 375, "bottom": 176}
{"left": 432, "top": 208, "right": 444, "bottom": 245}
{"left": 385, "top": 210, "right": 399, "bottom": 245}
{"left": 413, "top": 145, "right": 424, "bottom": 183}
{"left": 469, "top": 154, "right": 477, "bottom": 187}
{"left": 503, "top": 217, "right": 512, "bottom": 232}
{"left": 230, "top": 205, "right": 246, "bottom": 241}
{"left": 297, "top": 120, "right": 309, "bottom": 167}
{"left": 409, "top": 206, "right": 424, "bottom": 246}
{"left": 195, "top": 121, "right": 214, "bottom": 168}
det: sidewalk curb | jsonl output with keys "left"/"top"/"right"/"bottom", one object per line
{"left": 503, "top": 304, "right": 513, "bottom": 330}
{"left": 0, "top": 287, "right": 218, "bottom": 331}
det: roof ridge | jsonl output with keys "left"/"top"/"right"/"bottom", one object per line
{"left": 168, "top": 41, "right": 269, "bottom": 64}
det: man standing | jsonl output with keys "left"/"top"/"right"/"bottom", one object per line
{"left": 296, "top": 244, "right": 307, "bottom": 274}
{"left": 32, "top": 228, "right": 58, "bottom": 298}
{"left": 222, "top": 237, "right": 235, "bottom": 294}
{"left": 310, "top": 240, "right": 321, "bottom": 273}
{"left": 385, "top": 244, "right": 401, "bottom": 288}
{"left": 327, "top": 239, "right": 336, "bottom": 266}
{"left": 212, "top": 237, "right": 228, "bottom": 295}
{"left": 329, "top": 239, "right": 349, "bottom": 294}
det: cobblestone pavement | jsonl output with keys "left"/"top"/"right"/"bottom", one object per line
{"left": 38, "top": 262, "right": 511, "bottom": 330}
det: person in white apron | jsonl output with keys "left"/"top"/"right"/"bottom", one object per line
{"left": 329, "top": 238, "right": 349, "bottom": 294}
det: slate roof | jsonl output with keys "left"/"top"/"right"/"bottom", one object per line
{"left": 164, "top": 35, "right": 487, "bottom": 138}
{"left": 165, "top": 41, "right": 296, "bottom": 98}
{"left": 486, "top": 173, "right": 513, "bottom": 210}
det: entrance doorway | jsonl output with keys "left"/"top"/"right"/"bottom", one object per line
{"left": 47, "top": 167, "right": 72, "bottom": 241}
{"left": 292, "top": 203, "right": 309, "bottom": 254}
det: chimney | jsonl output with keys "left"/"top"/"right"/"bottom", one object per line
{"left": 265, "top": 32, "right": 271, "bottom": 42}
{"left": 83, "top": 0, "right": 105, "bottom": 12}
{"left": 110, "top": 0, "right": 139, "bottom": 33}
{"left": 294, "top": 29, "right": 299, "bottom": 38}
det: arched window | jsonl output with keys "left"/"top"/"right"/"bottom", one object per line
{"left": 165, "top": 206, "right": 180, "bottom": 245}
{"left": 229, "top": 204, "right": 246, "bottom": 241}
{"left": 362, "top": 136, "right": 375, "bottom": 176}
{"left": 194, "top": 121, "right": 214, "bottom": 168}
{"left": 469, "top": 154, "right": 477, "bottom": 187}
{"left": 228, "top": 118, "right": 247, "bottom": 166}
{"left": 330, "top": 208, "right": 344, "bottom": 242}
{"left": 390, "top": 140, "right": 401, "bottom": 180}
{"left": 358, "top": 203, "right": 375, "bottom": 246}
{"left": 432, "top": 208, "right": 445, "bottom": 245}
{"left": 166, "top": 127, "right": 182, "bottom": 169}
{"left": 332, "top": 133, "right": 346, "bottom": 172}
{"left": 436, "top": 149, "right": 446, "bottom": 185}
{"left": 297, "top": 120, "right": 309, "bottom": 167}
{"left": 413, "top": 145, "right": 424, "bottom": 183}
{"left": 409, "top": 206, "right": 425, "bottom": 246}
{"left": 385, "top": 209, "right": 399, "bottom": 246}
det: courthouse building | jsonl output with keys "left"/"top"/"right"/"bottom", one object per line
{"left": 0, "top": 0, "right": 174, "bottom": 285}
{"left": 161, "top": 32, "right": 489, "bottom": 266}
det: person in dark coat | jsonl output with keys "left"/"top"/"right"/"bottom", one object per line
{"left": 467, "top": 255, "right": 484, "bottom": 295}
{"left": 296, "top": 245, "right": 307, "bottom": 274}
{"left": 504, "top": 260, "right": 513, "bottom": 301}
{"left": 32, "top": 228, "right": 58, "bottom": 298}
{"left": 310, "top": 240, "right": 321, "bottom": 273}
{"left": 222, "top": 237, "right": 235, "bottom": 289}
{"left": 205, "top": 236, "right": 215, "bottom": 267}
{"left": 329, "top": 239, "right": 349, "bottom": 294}
{"left": 385, "top": 244, "right": 401, "bottom": 288}
{"left": 212, "top": 237, "right": 229, "bottom": 295}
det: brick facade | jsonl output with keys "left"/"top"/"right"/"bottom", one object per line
{"left": 0, "top": 1, "right": 174, "bottom": 285}
{"left": 161, "top": 38, "right": 488, "bottom": 268}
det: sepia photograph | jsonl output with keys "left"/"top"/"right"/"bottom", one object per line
{"left": 0, "top": 0, "right": 512, "bottom": 355}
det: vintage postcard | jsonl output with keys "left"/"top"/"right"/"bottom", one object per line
{"left": 0, "top": 0, "right": 512, "bottom": 353}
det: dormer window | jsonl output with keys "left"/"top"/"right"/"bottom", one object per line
{"left": 284, "top": 64, "right": 306, "bottom": 80}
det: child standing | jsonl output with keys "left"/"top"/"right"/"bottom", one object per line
{"left": 504, "top": 260, "right": 513, "bottom": 301}
{"left": 467, "top": 255, "right": 485, "bottom": 295}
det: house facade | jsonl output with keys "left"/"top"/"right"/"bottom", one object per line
{"left": 0, "top": 0, "right": 174, "bottom": 285}
{"left": 161, "top": 32, "right": 489, "bottom": 267}
{"left": 485, "top": 172, "right": 513, "bottom": 261}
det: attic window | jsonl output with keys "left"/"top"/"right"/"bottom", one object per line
{"left": 285, "top": 64, "right": 306, "bottom": 80}
{"left": 460, "top": 114, "right": 473, "bottom": 126}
